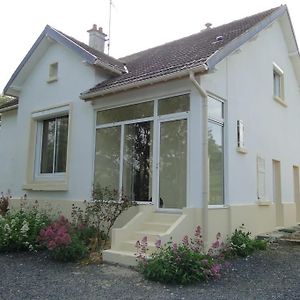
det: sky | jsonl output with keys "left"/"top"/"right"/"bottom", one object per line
{"left": 0, "top": 0, "right": 299, "bottom": 92}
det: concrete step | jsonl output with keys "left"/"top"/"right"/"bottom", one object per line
{"left": 119, "top": 240, "right": 157, "bottom": 253}
{"left": 102, "top": 249, "right": 138, "bottom": 266}
{"left": 139, "top": 222, "right": 171, "bottom": 232}
{"left": 149, "top": 213, "right": 181, "bottom": 224}
{"left": 133, "top": 230, "right": 163, "bottom": 243}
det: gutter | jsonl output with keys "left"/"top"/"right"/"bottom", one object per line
{"left": 80, "top": 64, "right": 208, "bottom": 100}
{"left": 189, "top": 72, "right": 209, "bottom": 248}
{"left": 0, "top": 105, "right": 18, "bottom": 113}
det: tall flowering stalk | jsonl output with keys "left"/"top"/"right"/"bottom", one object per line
{"left": 135, "top": 226, "right": 226, "bottom": 284}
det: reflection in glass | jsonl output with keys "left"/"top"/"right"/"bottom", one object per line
{"left": 123, "top": 122, "right": 153, "bottom": 201}
{"left": 159, "top": 119, "right": 187, "bottom": 208}
{"left": 208, "top": 96, "right": 223, "bottom": 119}
{"left": 158, "top": 94, "right": 189, "bottom": 116}
{"left": 94, "top": 126, "right": 121, "bottom": 198}
{"left": 96, "top": 101, "right": 154, "bottom": 125}
{"left": 208, "top": 122, "right": 224, "bottom": 205}
{"left": 41, "top": 119, "right": 55, "bottom": 173}
{"left": 41, "top": 116, "right": 69, "bottom": 174}
{"left": 55, "top": 116, "right": 68, "bottom": 172}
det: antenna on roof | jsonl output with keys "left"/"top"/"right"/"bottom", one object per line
{"left": 107, "top": 0, "right": 113, "bottom": 55}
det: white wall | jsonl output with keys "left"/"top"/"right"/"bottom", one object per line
{"left": 0, "top": 110, "right": 18, "bottom": 194}
{"left": 202, "top": 18, "right": 300, "bottom": 206}
{"left": 0, "top": 41, "right": 108, "bottom": 201}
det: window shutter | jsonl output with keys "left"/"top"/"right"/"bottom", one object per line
{"left": 257, "top": 156, "right": 266, "bottom": 200}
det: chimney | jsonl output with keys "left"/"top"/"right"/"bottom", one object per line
{"left": 87, "top": 24, "right": 107, "bottom": 52}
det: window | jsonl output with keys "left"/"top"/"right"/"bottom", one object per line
{"left": 48, "top": 62, "right": 58, "bottom": 83}
{"left": 35, "top": 115, "right": 68, "bottom": 177}
{"left": 95, "top": 94, "right": 189, "bottom": 208}
{"left": 273, "top": 63, "right": 284, "bottom": 103}
{"left": 208, "top": 95, "right": 224, "bottom": 205}
{"left": 40, "top": 116, "right": 68, "bottom": 174}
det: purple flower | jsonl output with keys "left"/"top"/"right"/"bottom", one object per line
{"left": 182, "top": 235, "right": 189, "bottom": 246}
{"left": 155, "top": 239, "right": 162, "bottom": 249}
{"left": 172, "top": 242, "right": 178, "bottom": 252}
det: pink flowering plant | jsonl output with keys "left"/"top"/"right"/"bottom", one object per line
{"left": 135, "top": 226, "right": 225, "bottom": 285}
{"left": 39, "top": 215, "right": 88, "bottom": 262}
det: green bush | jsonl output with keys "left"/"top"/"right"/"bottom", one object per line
{"left": 0, "top": 202, "right": 51, "bottom": 252}
{"left": 228, "top": 226, "right": 267, "bottom": 257}
{"left": 136, "top": 227, "right": 223, "bottom": 285}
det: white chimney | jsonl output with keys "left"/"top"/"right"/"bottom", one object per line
{"left": 87, "top": 24, "right": 107, "bottom": 52}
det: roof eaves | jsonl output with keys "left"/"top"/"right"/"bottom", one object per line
{"left": 206, "top": 5, "right": 287, "bottom": 69}
{"left": 81, "top": 63, "right": 208, "bottom": 100}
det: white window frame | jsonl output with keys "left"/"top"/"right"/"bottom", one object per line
{"left": 207, "top": 94, "right": 225, "bottom": 207}
{"left": 94, "top": 94, "right": 190, "bottom": 210}
{"left": 33, "top": 104, "right": 69, "bottom": 181}
{"left": 273, "top": 63, "right": 286, "bottom": 106}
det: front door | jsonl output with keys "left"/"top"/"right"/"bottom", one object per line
{"left": 157, "top": 117, "right": 187, "bottom": 209}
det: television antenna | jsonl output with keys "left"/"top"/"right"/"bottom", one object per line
{"left": 107, "top": 0, "right": 113, "bottom": 55}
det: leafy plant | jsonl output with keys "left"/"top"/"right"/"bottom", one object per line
{"left": 72, "top": 185, "right": 137, "bottom": 252}
{"left": 135, "top": 226, "right": 224, "bottom": 285}
{"left": 227, "top": 225, "right": 267, "bottom": 257}
{"left": 39, "top": 215, "right": 88, "bottom": 262}
{"left": 0, "top": 199, "right": 51, "bottom": 252}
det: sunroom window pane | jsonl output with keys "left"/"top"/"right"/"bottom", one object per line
{"left": 158, "top": 94, "right": 189, "bottom": 115}
{"left": 54, "top": 116, "right": 68, "bottom": 172}
{"left": 208, "top": 122, "right": 224, "bottom": 205}
{"left": 94, "top": 126, "right": 121, "bottom": 197}
{"left": 41, "top": 119, "right": 55, "bottom": 173}
{"left": 123, "top": 122, "right": 153, "bottom": 201}
{"left": 208, "top": 97, "right": 223, "bottom": 119}
{"left": 96, "top": 101, "right": 154, "bottom": 125}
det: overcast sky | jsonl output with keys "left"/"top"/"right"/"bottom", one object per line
{"left": 0, "top": 0, "right": 299, "bottom": 92}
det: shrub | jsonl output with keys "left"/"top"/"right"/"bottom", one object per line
{"left": 39, "top": 215, "right": 88, "bottom": 262}
{"left": 135, "top": 226, "right": 224, "bottom": 285}
{"left": 0, "top": 200, "right": 51, "bottom": 252}
{"left": 72, "top": 185, "right": 136, "bottom": 252}
{"left": 227, "top": 225, "right": 267, "bottom": 257}
{"left": 0, "top": 192, "right": 10, "bottom": 216}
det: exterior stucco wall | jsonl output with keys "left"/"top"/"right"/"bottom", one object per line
{"left": 0, "top": 110, "right": 18, "bottom": 194}
{"left": 0, "top": 42, "right": 108, "bottom": 201}
{"left": 200, "top": 18, "right": 300, "bottom": 231}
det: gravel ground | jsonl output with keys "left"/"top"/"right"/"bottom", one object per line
{"left": 0, "top": 243, "right": 299, "bottom": 300}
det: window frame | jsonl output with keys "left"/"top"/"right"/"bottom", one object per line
{"left": 273, "top": 63, "right": 286, "bottom": 106}
{"left": 33, "top": 104, "right": 70, "bottom": 182}
{"left": 207, "top": 94, "right": 225, "bottom": 207}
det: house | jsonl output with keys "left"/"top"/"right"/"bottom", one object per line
{"left": 1, "top": 5, "right": 300, "bottom": 265}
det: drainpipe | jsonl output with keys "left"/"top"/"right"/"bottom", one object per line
{"left": 189, "top": 72, "right": 209, "bottom": 248}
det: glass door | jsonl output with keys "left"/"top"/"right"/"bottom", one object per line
{"left": 158, "top": 118, "right": 187, "bottom": 209}
{"left": 123, "top": 121, "right": 153, "bottom": 202}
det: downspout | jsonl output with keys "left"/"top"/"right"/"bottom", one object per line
{"left": 189, "top": 72, "right": 209, "bottom": 247}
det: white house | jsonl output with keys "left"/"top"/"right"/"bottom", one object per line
{"left": 1, "top": 5, "right": 300, "bottom": 265}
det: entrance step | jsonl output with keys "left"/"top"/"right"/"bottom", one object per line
{"left": 103, "top": 208, "right": 187, "bottom": 266}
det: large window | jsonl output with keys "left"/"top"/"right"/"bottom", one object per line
{"left": 37, "top": 115, "right": 69, "bottom": 175}
{"left": 208, "top": 96, "right": 224, "bottom": 205}
{"left": 94, "top": 94, "right": 189, "bottom": 207}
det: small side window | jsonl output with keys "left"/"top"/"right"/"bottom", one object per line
{"left": 273, "top": 63, "right": 285, "bottom": 104}
{"left": 48, "top": 62, "right": 58, "bottom": 83}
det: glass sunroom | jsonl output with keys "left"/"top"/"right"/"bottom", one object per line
{"left": 93, "top": 93, "right": 224, "bottom": 209}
